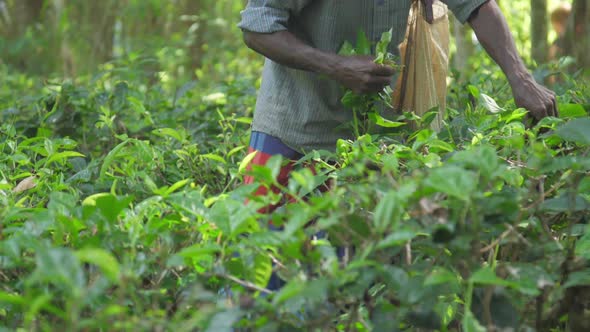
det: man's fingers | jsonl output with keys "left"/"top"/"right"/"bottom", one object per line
{"left": 551, "top": 95, "right": 559, "bottom": 118}
{"left": 366, "top": 76, "right": 392, "bottom": 92}
{"left": 371, "top": 64, "right": 395, "bottom": 76}
{"left": 532, "top": 106, "right": 548, "bottom": 120}
{"left": 369, "top": 75, "right": 393, "bottom": 86}
{"left": 546, "top": 100, "right": 555, "bottom": 118}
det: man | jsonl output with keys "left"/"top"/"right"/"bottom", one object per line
{"left": 239, "top": 0, "right": 557, "bottom": 207}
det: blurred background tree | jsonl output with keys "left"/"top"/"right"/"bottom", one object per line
{"left": 0, "top": 0, "right": 253, "bottom": 83}
{"left": 0, "top": 0, "right": 587, "bottom": 81}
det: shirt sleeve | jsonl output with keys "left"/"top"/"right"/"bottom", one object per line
{"left": 443, "top": 0, "right": 490, "bottom": 24}
{"left": 238, "top": 0, "right": 313, "bottom": 33}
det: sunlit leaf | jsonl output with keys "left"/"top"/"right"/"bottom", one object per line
{"left": 238, "top": 150, "right": 257, "bottom": 174}
{"left": 356, "top": 29, "right": 371, "bottom": 56}
{"left": 368, "top": 111, "right": 406, "bottom": 128}
{"left": 480, "top": 93, "right": 504, "bottom": 114}
{"left": 76, "top": 248, "right": 121, "bottom": 283}
{"left": 45, "top": 151, "right": 85, "bottom": 166}
{"left": 558, "top": 103, "right": 587, "bottom": 118}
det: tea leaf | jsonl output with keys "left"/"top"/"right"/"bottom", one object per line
{"left": 462, "top": 309, "right": 487, "bottom": 332}
{"left": 46, "top": 151, "right": 85, "bottom": 166}
{"left": 76, "top": 248, "right": 121, "bottom": 283}
{"left": 556, "top": 117, "right": 590, "bottom": 145}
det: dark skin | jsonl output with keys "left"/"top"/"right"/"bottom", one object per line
{"left": 243, "top": 0, "right": 558, "bottom": 121}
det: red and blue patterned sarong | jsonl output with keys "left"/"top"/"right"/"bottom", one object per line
{"left": 243, "top": 131, "right": 342, "bottom": 290}
{"left": 244, "top": 131, "right": 304, "bottom": 214}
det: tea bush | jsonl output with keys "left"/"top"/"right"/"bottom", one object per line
{"left": 1, "top": 54, "right": 590, "bottom": 332}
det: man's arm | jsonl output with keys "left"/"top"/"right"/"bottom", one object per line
{"left": 468, "top": 0, "right": 558, "bottom": 119}
{"left": 243, "top": 31, "right": 395, "bottom": 94}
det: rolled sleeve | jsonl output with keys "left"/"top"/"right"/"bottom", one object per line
{"left": 443, "top": 0, "right": 490, "bottom": 24}
{"left": 238, "top": 0, "right": 312, "bottom": 33}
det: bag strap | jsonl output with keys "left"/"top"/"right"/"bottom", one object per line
{"left": 421, "top": 0, "right": 435, "bottom": 24}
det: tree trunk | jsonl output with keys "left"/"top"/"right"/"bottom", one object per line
{"left": 182, "top": 0, "right": 205, "bottom": 72}
{"left": 1, "top": 0, "right": 44, "bottom": 38}
{"left": 84, "top": 1, "right": 118, "bottom": 65}
{"left": 14, "top": 0, "right": 43, "bottom": 34}
{"left": 531, "top": 0, "right": 548, "bottom": 64}
{"left": 564, "top": 0, "right": 590, "bottom": 71}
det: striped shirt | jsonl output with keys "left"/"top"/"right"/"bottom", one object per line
{"left": 239, "top": 0, "right": 488, "bottom": 152}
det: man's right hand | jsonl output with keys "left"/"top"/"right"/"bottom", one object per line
{"left": 243, "top": 31, "right": 395, "bottom": 95}
{"left": 328, "top": 55, "right": 396, "bottom": 94}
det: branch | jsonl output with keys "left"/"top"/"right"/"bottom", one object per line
{"left": 212, "top": 273, "right": 273, "bottom": 295}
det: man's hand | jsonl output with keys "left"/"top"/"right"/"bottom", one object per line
{"left": 510, "top": 72, "right": 558, "bottom": 120}
{"left": 329, "top": 55, "right": 396, "bottom": 94}
{"left": 469, "top": 1, "right": 559, "bottom": 121}
{"left": 243, "top": 31, "right": 395, "bottom": 95}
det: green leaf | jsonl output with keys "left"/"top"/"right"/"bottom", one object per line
{"left": 29, "top": 248, "right": 85, "bottom": 294}
{"left": 556, "top": 117, "right": 590, "bottom": 145}
{"left": 100, "top": 139, "right": 132, "bottom": 179}
{"left": 375, "top": 28, "right": 393, "bottom": 62}
{"left": 0, "top": 291, "right": 25, "bottom": 306}
{"left": 76, "top": 248, "right": 121, "bottom": 283}
{"left": 427, "top": 139, "right": 455, "bottom": 153}
{"left": 205, "top": 308, "right": 243, "bottom": 332}
{"left": 563, "top": 270, "right": 590, "bottom": 288}
{"left": 341, "top": 90, "right": 365, "bottom": 108}
{"left": 504, "top": 264, "right": 552, "bottom": 296}
{"left": 462, "top": 309, "right": 487, "bottom": 332}
{"left": 372, "top": 302, "right": 400, "bottom": 331}
{"left": 425, "top": 166, "right": 477, "bottom": 201}
{"left": 252, "top": 253, "right": 272, "bottom": 288}
{"left": 374, "top": 191, "right": 401, "bottom": 232}
{"left": 540, "top": 194, "right": 590, "bottom": 212}
{"left": 502, "top": 108, "right": 528, "bottom": 123}
{"left": 424, "top": 268, "right": 460, "bottom": 287}
{"left": 471, "top": 288, "right": 519, "bottom": 329}
{"left": 467, "top": 85, "right": 480, "bottom": 98}
{"left": 338, "top": 40, "right": 355, "bottom": 56}
{"left": 356, "top": 29, "right": 371, "bottom": 56}
{"left": 152, "top": 128, "right": 185, "bottom": 142}
{"left": 163, "top": 179, "right": 190, "bottom": 196}
{"left": 176, "top": 244, "right": 222, "bottom": 260}
{"left": 470, "top": 267, "right": 514, "bottom": 288}
{"left": 368, "top": 111, "right": 406, "bottom": 128}
{"left": 273, "top": 278, "right": 329, "bottom": 306}
{"left": 376, "top": 230, "right": 416, "bottom": 249}
{"left": 201, "top": 153, "right": 227, "bottom": 164}
{"left": 238, "top": 150, "right": 257, "bottom": 174}
{"left": 575, "top": 226, "right": 590, "bottom": 260}
{"left": 45, "top": 151, "right": 85, "bottom": 166}
{"left": 272, "top": 281, "right": 305, "bottom": 305}
{"left": 82, "top": 193, "right": 133, "bottom": 223}
{"left": 559, "top": 103, "right": 587, "bottom": 118}
{"left": 406, "top": 309, "right": 442, "bottom": 330}
{"left": 265, "top": 155, "right": 284, "bottom": 181}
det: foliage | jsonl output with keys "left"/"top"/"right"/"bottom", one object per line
{"left": 0, "top": 0, "right": 253, "bottom": 82}
{"left": 1, "top": 1, "right": 590, "bottom": 330}
{"left": 1, "top": 46, "right": 590, "bottom": 331}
